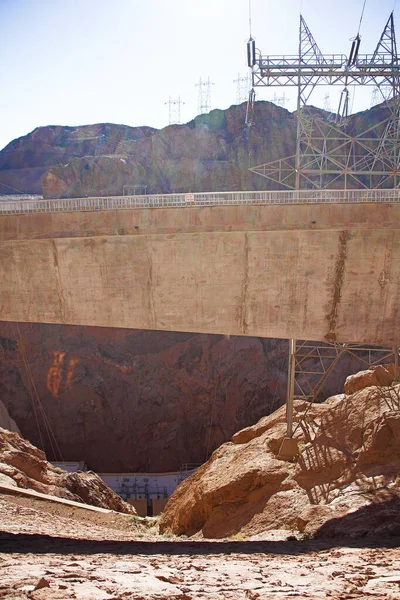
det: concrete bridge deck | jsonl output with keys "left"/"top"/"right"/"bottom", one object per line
{"left": 1, "top": 189, "right": 400, "bottom": 345}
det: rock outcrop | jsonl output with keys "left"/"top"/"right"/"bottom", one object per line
{"left": 0, "top": 427, "right": 136, "bottom": 514}
{"left": 159, "top": 374, "right": 400, "bottom": 538}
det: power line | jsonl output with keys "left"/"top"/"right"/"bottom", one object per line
{"left": 357, "top": 0, "right": 367, "bottom": 35}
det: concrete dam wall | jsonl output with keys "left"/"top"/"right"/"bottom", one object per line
{"left": 1, "top": 201, "right": 400, "bottom": 345}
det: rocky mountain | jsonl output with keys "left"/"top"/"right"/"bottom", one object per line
{"left": 0, "top": 100, "right": 389, "bottom": 198}
{"left": 0, "top": 123, "right": 157, "bottom": 196}
{"left": 0, "top": 427, "right": 136, "bottom": 514}
{"left": 0, "top": 101, "right": 296, "bottom": 197}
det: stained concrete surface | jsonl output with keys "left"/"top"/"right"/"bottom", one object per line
{"left": 1, "top": 202, "right": 400, "bottom": 344}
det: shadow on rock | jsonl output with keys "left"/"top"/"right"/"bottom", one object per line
{"left": 314, "top": 496, "right": 400, "bottom": 539}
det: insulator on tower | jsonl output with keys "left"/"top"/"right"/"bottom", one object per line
{"left": 348, "top": 35, "right": 361, "bottom": 66}
{"left": 347, "top": 40, "right": 356, "bottom": 66}
{"left": 247, "top": 38, "right": 256, "bottom": 67}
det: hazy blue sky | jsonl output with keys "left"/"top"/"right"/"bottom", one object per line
{"left": 1, "top": 0, "right": 399, "bottom": 150}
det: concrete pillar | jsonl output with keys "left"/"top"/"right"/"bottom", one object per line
{"left": 278, "top": 339, "right": 299, "bottom": 460}
{"left": 286, "top": 338, "right": 296, "bottom": 438}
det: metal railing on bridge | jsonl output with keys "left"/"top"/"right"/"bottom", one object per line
{"left": 1, "top": 189, "right": 400, "bottom": 215}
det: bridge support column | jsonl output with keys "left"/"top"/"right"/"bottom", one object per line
{"left": 277, "top": 339, "right": 299, "bottom": 460}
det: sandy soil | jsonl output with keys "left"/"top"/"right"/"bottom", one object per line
{"left": 1, "top": 491, "right": 399, "bottom": 599}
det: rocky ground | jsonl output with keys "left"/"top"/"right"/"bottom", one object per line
{"left": 1, "top": 491, "right": 400, "bottom": 599}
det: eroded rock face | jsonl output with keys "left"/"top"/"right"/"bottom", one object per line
{"left": 159, "top": 383, "right": 400, "bottom": 538}
{"left": 0, "top": 323, "right": 289, "bottom": 472}
{"left": 0, "top": 427, "right": 136, "bottom": 514}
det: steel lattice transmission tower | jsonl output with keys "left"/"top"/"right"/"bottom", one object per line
{"left": 165, "top": 96, "right": 185, "bottom": 125}
{"left": 245, "top": 14, "right": 400, "bottom": 457}
{"left": 247, "top": 13, "right": 400, "bottom": 190}
{"left": 195, "top": 77, "right": 214, "bottom": 115}
{"left": 233, "top": 72, "right": 251, "bottom": 104}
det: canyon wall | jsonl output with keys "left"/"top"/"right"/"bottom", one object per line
{"left": 0, "top": 322, "right": 368, "bottom": 472}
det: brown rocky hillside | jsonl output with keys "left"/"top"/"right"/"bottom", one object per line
{"left": 0, "top": 100, "right": 389, "bottom": 198}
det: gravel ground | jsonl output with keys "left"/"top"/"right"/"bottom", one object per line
{"left": 1, "top": 491, "right": 399, "bottom": 599}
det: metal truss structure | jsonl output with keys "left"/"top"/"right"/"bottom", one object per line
{"left": 234, "top": 73, "right": 251, "bottom": 105}
{"left": 165, "top": 96, "right": 185, "bottom": 125}
{"left": 284, "top": 340, "right": 399, "bottom": 443}
{"left": 248, "top": 13, "right": 400, "bottom": 190}
{"left": 293, "top": 341, "right": 397, "bottom": 402}
{"left": 195, "top": 77, "right": 214, "bottom": 115}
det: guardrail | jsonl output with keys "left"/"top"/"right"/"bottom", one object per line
{"left": 1, "top": 188, "right": 400, "bottom": 215}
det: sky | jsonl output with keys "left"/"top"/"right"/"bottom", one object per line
{"left": 0, "top": 0, "right": 399, "bottom": 151}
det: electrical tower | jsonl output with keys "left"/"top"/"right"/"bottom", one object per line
{"left": 245, "top": 13, "right": 400, "bottom": 457}
{"left": 165, "top": 96, "right": 185, "bottom": 125}
{"left": 195, "top": 77, "right": 214, "bottom": 115}
{"left": 233, "top": 73, "right": 250, "bottom": 104}
{"left": 272, "top": 92, "right": 287, "bottom": 108}
{"left": 247, "top": 12, "right": 400, "bottom": 190}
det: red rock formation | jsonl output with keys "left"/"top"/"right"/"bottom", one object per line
{"left": 159, "top": 382, "right": 400, "bottom": 538}
{"left": 0, "top": 427, "right": 136, "bottom": 514}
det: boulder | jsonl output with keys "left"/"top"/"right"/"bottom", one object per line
{"left": 344, "top": 363, "right": 395, "bottom": 395}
